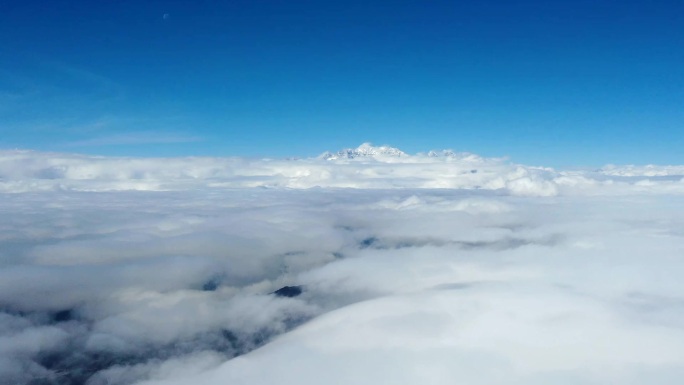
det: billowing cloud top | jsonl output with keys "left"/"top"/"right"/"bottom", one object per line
{"left": 1, "top": 143, "right": 683, "bottom": 196}
{"left": 2, "top": 144, "right": 684, "bottom": 385}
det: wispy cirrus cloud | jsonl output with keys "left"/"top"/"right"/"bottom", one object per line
{"left": 67, "top": 131, "right": 203, "bottom": 147}
{"left": 0, "top": 59, "right": 128, "bottom": 148}
{"left": 0, "top": 59, "right": 124, "bottom": 114}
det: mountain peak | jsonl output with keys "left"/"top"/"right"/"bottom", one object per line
{"left": 320, "top": 143, "right": 407, "bottom": 160}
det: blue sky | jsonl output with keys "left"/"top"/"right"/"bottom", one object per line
{"left": 1, "top": 0, "right": 682, "bottom": 166}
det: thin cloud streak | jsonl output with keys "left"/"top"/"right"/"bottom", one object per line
{"left": 67, "top": 132, "right": 204, "bottom": 147}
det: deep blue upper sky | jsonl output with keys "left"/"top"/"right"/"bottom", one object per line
{"left": 1, "top": 0, "right": 682, "bottom": 166}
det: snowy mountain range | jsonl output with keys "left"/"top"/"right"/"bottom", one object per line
{"left": 319, "top": 143, "right": 408, "bottom": 160}
{"left": 319, "top": 143, "right": 484, "bottom": 162}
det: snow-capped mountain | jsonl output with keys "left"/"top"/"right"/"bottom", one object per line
{"left": 319, "top": 143, "right": 480, "bottom": 162}
{"left": 319, "top": 143, "right": 407, "bottom": 160}
{"left": 425, "top": 150, "right": 459, "bottom": 158}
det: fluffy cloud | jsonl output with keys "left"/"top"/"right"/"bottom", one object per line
{"left": 2, "top": 144, "right": 682, "bottom": 195}
{"left": 1, "top": 144, "right": 684, "bottom": 384}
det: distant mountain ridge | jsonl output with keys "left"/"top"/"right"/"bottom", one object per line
{"left": 319, "top": 143, "right": 480, "bottom": 161}
{"left": 319, "top": 143, "right": 408, "bottom": 160}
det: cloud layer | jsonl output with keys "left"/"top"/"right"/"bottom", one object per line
{"left": 1, "top": 144, "right": 684, "bottom": 384}
{"left": 1, "top": 144, "right": 683, "bottom": 195}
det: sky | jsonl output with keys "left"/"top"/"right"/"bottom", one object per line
{"left": 1, "top": 0, "right": 683, "bottom": 166}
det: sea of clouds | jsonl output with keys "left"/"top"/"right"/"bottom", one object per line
{"left": 1, "top": 144, "right": 684, "bottom": 384}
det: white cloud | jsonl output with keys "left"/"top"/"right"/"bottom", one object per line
{"left": 67, "top": 132, "right": 203, "bottom": 147}
{"left": 1, "top": 144, "right": 684, "bottom": 384}
{"left": 600, "top": 164, "right": 684, "bottom": 177}
{"left": 1, "top": 144, "right": 683, "bottom": 195}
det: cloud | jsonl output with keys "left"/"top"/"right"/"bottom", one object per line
{"left": 1, "top": 144, "right": 684, "bottom": 384}
{"left": 67, "top": 132, "right": 203, "bottom": 147}
{"left": 1, "top": 144, "right": 683, "bottom": 195}
{"left": 600, "top": 164, "right": 684, "bottom": 177}
{"left": 0, "top": 60, "right": 125, "bottom": 136}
